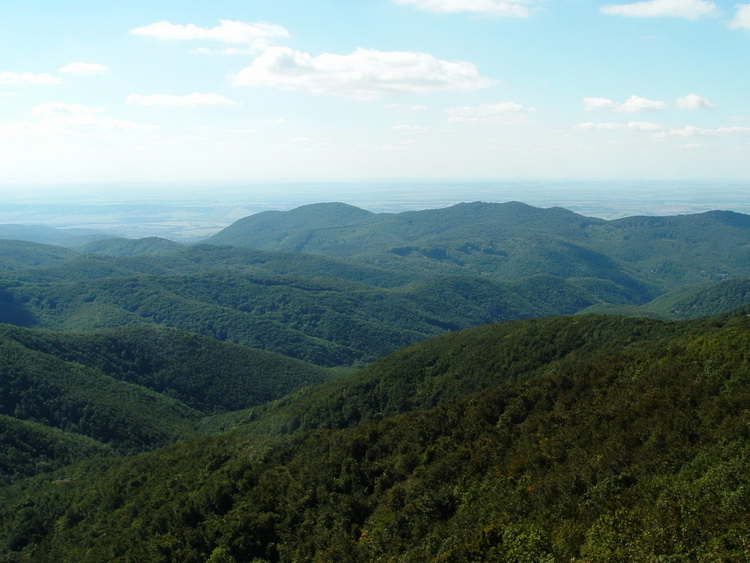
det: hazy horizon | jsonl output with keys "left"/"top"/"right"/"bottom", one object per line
{"left": 2, "top": 180, "right": 749, "bottom": 242}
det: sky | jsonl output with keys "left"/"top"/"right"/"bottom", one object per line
{"left": 1, "top": 0, "right": 750, "bottom": 190}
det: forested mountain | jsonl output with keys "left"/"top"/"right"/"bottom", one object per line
{"left": 208, "top": 201, "right": 750, "bottom": 289}
{"left": 0, "top": 240, "right": 78, "bottom": 270}
{"left": 2, "top": 200, "right": 750, "bottom": 560}
{"left": 0, "top": 323, "right": 331, "bottom": 482}
{"left": 77, "top": 236, "right": 183, "bottom": 257}
{"left": 2, "top": 311, "right": 749, "bottom": 561}
{"left": 582, "top": 277, "right": 750, "bottom": 320}
{"left": 3, "top": 202, "right": 750, "bottom": 370}
{"left": 0, "top": 268, "right": 630, "bottom": 366}
{"left": 0, "top": 243, "right": 417, "bottom": 287}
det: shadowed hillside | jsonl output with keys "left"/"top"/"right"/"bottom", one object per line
{"left": 0, "top": 323, "right": 332, "bottom": 482}
{"left": 2, "top": 312, "right": 749, "bottom": 561}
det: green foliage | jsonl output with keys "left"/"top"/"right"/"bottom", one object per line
{"left": 4, "top": 202, "right": 750, "bottom": 371}
{"left": 0, "top": 415, "right": 113, "bottom": 486}
{"left": 0, "top": 332, "right": 199, "bottom": 454}
{"left": 3, "top": 313, "right": 749, "bottom": 561}
{"left": 78, "top": 236, "right": 183, "bottom": 257}
{"left": 580, "top": 277, "right": 750, "bottom": 321}
{"left": 2, "top": 202, "right": 750, "bottom": 560}
{"left": 645, "top": 277, "right": 750, "bottom": 319}
{"left": 2, "top": 324, "right": 332, "bottom": 414}
{"left": 2, "top": 268, "right": 635, "bottom": 367}
{"left": 228, "top": 315, "right": 671, "bottom": 436}
{"left": 0, "top": 240, "right": 77, "bottom": 270}
{"left": 0, "top": 323, "right": 333, "bottom": 482}
{"left": 208, "top": 201, "right": 750, "bottom": 291}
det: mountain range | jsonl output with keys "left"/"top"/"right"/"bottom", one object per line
{"left": 2, "top": 203, "right": 750, "bottom": 367}
{"left": 1, "top": 200, "right": 750, "bottom": 560}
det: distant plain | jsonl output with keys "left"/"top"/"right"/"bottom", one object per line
{"left": 2, "top": 181, "right": 749, "bottom": 242}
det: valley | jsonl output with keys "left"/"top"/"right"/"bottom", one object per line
{"left": 1, "top": 200, "right": 749, "bottom": 561}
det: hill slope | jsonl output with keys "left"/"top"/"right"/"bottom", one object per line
{"left": 0, "top": 240, "right": 78, "bottom": 270}
{"left": 77, "top": 236, "right": 184, "bottom": 257}
{"left": 0, "top": 269, "right": 629, "bottom": 367}
{"left": 2, "top": 312, "right": 749, "bottom": 561}
{"left": 0, "top": 415, "right": 114, "bottom": 487}
{"left": 0, "top": 323, "right": 331, "bottom": 482}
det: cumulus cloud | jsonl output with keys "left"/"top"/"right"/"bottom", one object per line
{"left": 729, "top": 3, "right": 750, "bottom": 28}
{"left": 676, "top": 93, "right": 715, "bottom": 109}
{"left": 131, "top": 19, "right": 289, "bottom": 53}
{"left": 0, "top": 71, "right": 61, "bottom": 85}
{"left": 583, "top": 97, "right": 617, "bottom": 111}
{"left": 584, "top": 95, "right": 667, "bottom": 113}
{"left": 576, "top": 121, "right": 664, "bottom": 131}
{"left": 59, "top": 62, "right": 110, "bottom": 75}
{"left": 126, "top": 93, "right": 240, "bottom": 107}
{"left": 445, "top": 101, "right": 533, "bottom": 123}
{"left": 394, "top": 0, "right": 534, "bottom": 17}
{"left": 232, "top": 47, "right": 495, "bottom": 100}
{"left": 601, "top": 0, "right": 717, "bottom": 18}
{"left": 618, "top": 95, "right": 668, "bottom": 112}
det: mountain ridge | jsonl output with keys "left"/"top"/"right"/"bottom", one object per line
{"left": 207, "top": 201, "right": 750, "bottom": 290}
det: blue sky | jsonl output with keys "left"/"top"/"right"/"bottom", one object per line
{"left": 1, "top": 0, "right": 749, "bottom": 188}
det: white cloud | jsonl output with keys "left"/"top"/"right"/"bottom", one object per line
{"left": 729, "top": 3, "right": 750, "bottom": 28}
{"left": 676, "top": 93, "right": 714, "bottom": 109}
{"left": 0, "top": 71, "right": 62, "bottom": 85}
{"left": 394, "top": 0, "right": 534, "bottom": 17}
{"left": 126, "top": 93, "right": 240, "bottom": 107}
{"left": 232, "top": 47, "right": 495, "bottom": 100}
{"left": 655, "top": 125, "right": 750, "bottom": 137}
{"left": 576, "top": 121, "right": 664, "bottom": 131}
{"left": 601, "top": 0, "right": 717, "bottom": 18}
{"left": 59, "top": 62, "right": 110, "bottom": 75}
{"left": 617, "top": 95, "right": 667, "bottom": 112}
{"left": 583, "top": 97, "right": 617, "bottom": 111}
{"left": 131, "top": 19, "right": 289, "bottom": 53}
{"left": 445, "top": 101, "right": 533, "bottom": 123}
{"left": 584, "top": 95, "right": 666, "bottom": 113}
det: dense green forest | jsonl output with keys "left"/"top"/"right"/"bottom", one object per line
{"left": 0, "top": 323, "right": 332, "bottom": 482}
{"left": 1, "top": 202, "right": 750, "bottom": 560}
{"left": 4, "top": 202, "right": 750, "bottom": 369}
{"left": 2, "top": 312, "right": 749, "bottom": 561}
{"left": 209, "top": 202, "right": 750, "bottom": 288}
